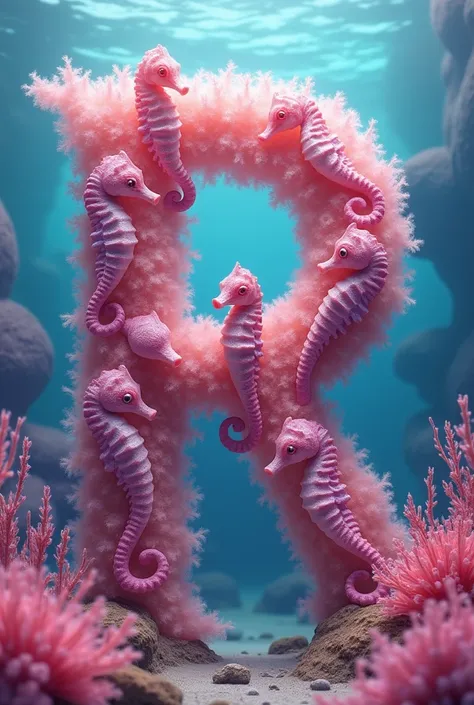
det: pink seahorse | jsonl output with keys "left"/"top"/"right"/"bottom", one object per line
{"left": 134, "top": 45, "right": 195, "bottom": 212}
{"left": 83, "top": 364, "right": 169, "bottom": 593}
{"left": 296, "top": 224, "right": 388, "bottom": 406}
{"left": 84, "top": 151, "right": 161, "bottom": 337}
{"left": 212, "top": 263, "right": 264, "bottom": 453}
{"left": 258, "top": 93, "right": 385, "bottom": 228}
{"left": 265, "top": 417, "right": 389, "bottom": 606}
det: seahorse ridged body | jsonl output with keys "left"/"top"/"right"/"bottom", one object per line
{"left": 135, "top": 45, "right": 196, "bottom": 212}
{"left": 265, "top": 417, "right": 388, "bottom": 606}
{"left": 213, "top": 263, "right": 263, "bottom": 453}
{"left": 84, "top": 151, "right": 160, "bottom": 337}
{"left": 296, "top": 224, "right": 388, "bottom": 406}
{"left": 83, "top": 365, "right": 169, "bottom": 593}
{"left": 259, "top": 93, "right": 386, "bottom": 228}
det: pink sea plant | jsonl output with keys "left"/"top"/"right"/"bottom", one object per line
{"left": 314, "top": 578, "right": 474, "bottom": 705}
{"left": 0, "top": 561, "right": 140, "bottom": 705}
{"left": 0, "top": 409, "right": 89, "bottom": 594}
{"left": 373, "top": 395, "right": 474, "bottom": 615}
{"left": 0, "top": 411, "right": 140, "bottom": 704}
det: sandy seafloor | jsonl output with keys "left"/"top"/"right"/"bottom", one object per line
{"left": 161, "top": 590, "right": 353, "bottom": 704}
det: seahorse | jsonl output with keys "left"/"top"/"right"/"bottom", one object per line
{"left": 258, "top": 93, "right": 385, "bottom": 228}
{"left": 83, "top": 364, "right": 169, "bottom": 593}
{"left": 265, "top": 417, "right": 389, "bottom": 606}
{"left": 84, "top": 151, "right": 161, "bottom": 337}
{"left": 134, "top": 45, "right": 196, "bottom": 212}
{"left": 296, "top": 224, "right": 388, "bottom": 406}
{"left": 212, "top": 263, "right": 264, "bottom": 453}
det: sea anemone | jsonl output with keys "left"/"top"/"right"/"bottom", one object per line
{"left": 0, "top": 560, "right": 140, "bottom": 705}
{"left": 314, "top": 578, "right": 474, "bottom": 705}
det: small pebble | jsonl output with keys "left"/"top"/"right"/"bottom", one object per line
{"left": 212, "top": 663, "right": 251, "bottom": 685}
{"left": 241, "top": 650, "right": 249, "bottom": 654}
{"left": 276, "top": 669, "right": 288, "bottom": 678}
{"left": 310, "top": 679, "right": 331, "bottom": 691}
{"left": 247, "top": 689, "right": 259, "bottom": 696}
{"left": 209, "top": 701, "right": 232, "bottom": 705}
{"left": 262, "top": 702, "right": 271, "bottom": 705}
{"left": 259, "top": 671, "right": 272, "bottom": 678}
{"left": 269, "top": 684, "right": 280, "bottom": 691}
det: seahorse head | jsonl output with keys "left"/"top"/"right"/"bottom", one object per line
{"left": 212, "top": 262, "right": 262, "bottom": 309}
{"left": 136, "top": 44, "right": 189, "bottom": 96}
{"left": 98, "top": 151, "right": 161, "bottom": 204}
{"left": 318, "top": 223, "right": 383, "bottom": 272}
{"left": 97, "top": 364, "right": 157, "bottom": 421}
{"left": 258, "top": 93, "right": 305, "bottom": 142}
{"left": 264, "top": 417, "right": 323, "bottom": 476}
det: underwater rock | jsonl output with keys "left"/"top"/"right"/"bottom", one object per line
{"left": 0, "top": 200, "right": 19, "bottom": 299}
{"left": 451, "top": 51, "right": 474, "bottom": 193}
{"left": 21, "top": 422, "right": 71, "bottom": 482}
{"left": 254, "top": 572, "right": 312, "bottom": 615}
{"left": 268, "top": 636, "right": 309, "bottom": 655}
{"left": 212, "top": 663, "right": 251, "bottom": 685}
{"left": 292, "top": 604, "right": 410, "bottom": 683}
{"left": 194, "top": 571, "right": 241, "bottom": 609}
{"left": 431, "top": 0, "right": 472, "bottom": 65}
{"left": 109, "top": 666, "right": 183, "bottom": 705}
{"left": 98, "top": 600, "right": 220, "bottom": 674}
{"left": 394, "top": 328, "right": 455, "bottom": 406}
{"left": 0, "top": 299, "right": 53, "bottom": 416}
{"left": 442, "top": 52, "right": 466, "bottom": 144}
{"left": 310, "top": 679, "right": 331, "bottom": 691}
{"left": 466, "top": 0, "right": 474, "bottom": 35}
{"left": 225, "top": 627, "right": 243, "bottom": 641}
{"left": 404, "top": 147, "right": 463, "bottom": 260}
{"left": 446, "top": 328, "right": 474, "bottom": 401}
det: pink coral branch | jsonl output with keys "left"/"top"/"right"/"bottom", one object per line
{"left": 0, "top": 410, "right": 25, "bottom": 488}
{"left": 375, "top": 396, "right": 474, "bottom": 615}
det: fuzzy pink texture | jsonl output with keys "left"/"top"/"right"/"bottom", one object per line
{"left": 0, "top": 560, "right": 139, "bottom": 705}
{"left": 314, "top": 579, "right": 474, "bottom": 705}
{"left": 25, "top": 58, "right": 416, "bottom": 638}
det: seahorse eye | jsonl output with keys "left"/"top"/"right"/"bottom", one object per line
{"left": 126, "top": 178, "right": 136, "bottom": 188}
{"left": 286, "top": 445, "right": 296, "bottom": 454}
{"left": 158, "top": 66, "right": 168, "bottom": 77}
{"left": 238, "top": 286, "right": 247, "bottom": 295}
{"left": 277, "top": 110, "right": 286, "bottom": 120}
{"left": 339, "top": 247, "right": 348, "bottom": 258}
{"left": 122, "top": 393, "right": 133, "bottom": 404}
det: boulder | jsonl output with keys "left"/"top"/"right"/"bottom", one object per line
{"left": 431, "top": 0, "right": 471, "bottom": 64}
{"left": 109, "top": 666, "right": 182, "bottom": 705}
{"left": 0, "top": 299, "right": 53, "bottom": 416}
{"left": 451, "top": 51, "right": 474, "bottom": 194}
{"left": 194, "top": 571, "right": 241, "bottom": 609}
{"left": 0, "top": 200, "right": 18, "bottom": 299}
{"left": 268, "top": 636, "right": 308, "bottom": 655}
{"left": 254, "top": 572, "right": 312, "bottom": 615}
{"left": 293, "top": 604, "right": 410, "bottom": 683}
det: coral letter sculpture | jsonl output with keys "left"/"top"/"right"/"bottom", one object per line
{"left": 259, "top": 93, "right": 386, "bottom": 228}
{"left": 84, "top": 151, "right": 161, "bottom": 337}
{"left": 266, "top": 417, "right": 388, "bottom": 606}
{"left": 83, "top": 365, "right": 170, "bottom": 593}
{"left": 213, "top": 263, "right": 264, "bottom": 453}
{"left": 27, "top": 51, "right": 415, "bottom": 637}
{"left": 296, "top": 224, "right": 388, "bottom": 406}
{"left": 135, "top": 45, "right": 196, "bottom": 211}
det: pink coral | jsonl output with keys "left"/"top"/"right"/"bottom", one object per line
{"left": 0, "top": 560, "right": 139, "bottom": 705}
{"left": 25, "top": 57, "right": 415, "bottom": 637}
{"left": 374, "top": 395, "right": 474, "bottom": 615}
{"left": 314, "top": 579, "right": 474, "bottom": 705}
{"left": 0, "top": 411, "right": 90, "bottom": 595}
